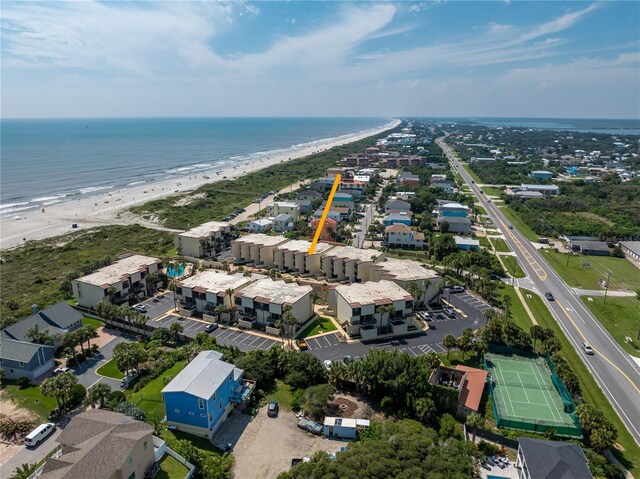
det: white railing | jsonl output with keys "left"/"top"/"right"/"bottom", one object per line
{"left": 26, "top": 447, "right": 62, "bottom": 479}
{"left": 153, "top": 435, "right": 195, "bottom": 479}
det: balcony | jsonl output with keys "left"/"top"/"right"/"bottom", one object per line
{"left": 390, "top": 317, "right": 408, "bottom": 335}
{"left": 238, "top": 313, "right": 256, "bottom": 330}
{"left": 360, "top": 324, "right": 378, "bottom": 340}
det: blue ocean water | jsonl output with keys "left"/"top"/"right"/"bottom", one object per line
{"left": 0, "top": 117, "right": 388, "bottom": 214}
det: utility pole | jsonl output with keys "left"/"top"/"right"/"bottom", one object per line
{"left": 566, "top": 251, "right": 571, "bottom": 267}
{"left": 603, "top": 271, "right": 611, "bottom": 304}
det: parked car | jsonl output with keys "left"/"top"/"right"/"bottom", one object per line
{"left": 297, "top": 339, "right": 308, "bottom": 350}
{"left": 297, "top": 418, "right": 323, "bottom": 435}
{"left": 132, "top": 304, "right": 147, "bottom": 313}
{"left": 545, "top": 292, "right": 555, "bottom": 301}
{"left": 489, "top": 274, "right": 501, "bottom": 281}
{"left": 267, "top": 401, "right": 279, "bottom": 418}
{"left": 508, "top": 224, "right": 513, "bottom": 229}
{"left": 204, "top": 323, "right": 219, "bottom": 333}
{"left": 53, "top": 366, "right": 70, "bottom": 375}
{"left": 343, "top": 355, "right": 354, "bottom": 364}
{"left": 582, "top": 342, "right": 594, "bottom": 355}
{"left": 444, "top": 308, "right": 456, "bottom": 318}
{"left": 449, "top": 285, "right": 465, "bottom": 294}
{"left": 24, "top": 423, "right": 56, "bottom": 448}
{"left": 323, "top": 360, "right": 332, "bottom": 370}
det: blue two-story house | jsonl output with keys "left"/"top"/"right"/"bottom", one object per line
{"left": 162, "top": 351, "right": 252, "bottom": 439}
{"left": 383, "top": 212, "right": 412, "bottom": 227}
{"left": 0, "top": 338, "right": 55, "bottom": 380}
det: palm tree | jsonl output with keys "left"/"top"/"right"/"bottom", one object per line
{"left": 10, "top": 463, "right": 38, "bottom": 479}
{"left": 224, "top": 288, "right": 235, "bottom": 323}
{"left": 25, "top": 325, "right": 54, "bottom": 345}
{"left": 443, "top": 334, "right": 457, "bottom": 360}
{"left": 501, "top": 294, "right": 512, "bottom": 319}
{"left": 40, "top": 376, "right": 63, "bottom": 409}
{"left": 83, "top": 324, "right": 99, "bottom": 350}
{"left": 282, "top": 307, "right": 298, "bottom": 347}
{"left": 530, "top": 324, "right": 545, "bottom": 352}
{"left": 406, "top": 281, "right": 422, "bottom": 311}
{"left": 482, "top": 309, "right": 495, "bottom": 325}
{"left": 88, "top": 382, "right": 112, "bottom": 408}
{"left": 214, "top": 304, "right": 225, "bottom": 322}
{"left": 169, "top": 322, "right": 183, "bottom": 344}
{"left": 466, "top": 413, "right": 484, "bottom": 443}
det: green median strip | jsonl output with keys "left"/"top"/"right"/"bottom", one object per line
{"left": 580, "top": 296, "right": 640, "bottom": 358}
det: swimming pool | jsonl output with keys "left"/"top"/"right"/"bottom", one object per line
{"left": 487, "top": 476, "right": 510, "bottom": 479}
{"left": 167, "top": 265, "right": 185, "bottom": 278}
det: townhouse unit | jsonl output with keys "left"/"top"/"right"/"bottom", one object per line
{"left": 39, "top": 410, "right": 156, "bottom": 479}
{"left": 174, "top": 221, "right": 232, "bottom": 258}
{"left": 436, "top": 216, "right": 472, "bottom": 235}
{"left": 310, "top": 217, "right": 337, "bottom": 241}
{"left": 235, "top": 278, "right": 314, "bottom": 330}
{"left": 272, "top": 214, "right": 294, "bottom": 232}
{"left": 338, "top": 180, "right": 366, "bottom": 198}
{"left": 368, "top": 259, "right": 441, "bottom": 306}
{"left": 273, "top": 240, "right": 334, "bottom": 276}
{"left": 0, "top": 339, "right": 55, "bottom": 380}
{"left": 329, "top": 280, "right": 414, "bottom": 340}
{"left": 519, "top": 183, "right": 560, "bottom": 196}
{"left": 268, "top": 201, "right": 300, "bottom": 221}
{"left": 397, "top": 172, "right": 420, "bottom": 187}
{"left": 319, "top": 246, "right": 384, "bottom": 283}
{"left": 247, "top": 218, "right": 273, "bottom": 232}
{"left": 383, "top": 212, "right": 412, "bottom": 227}
{"left": 385, "top": 198, "right": 411, "bottom": 212}
{"left": 311, "top": 208, "right": 342, "bottom": 223}
{"left": 332, "top": 192, "right": 355, "bottom": 210}
{"left": 163, "top": 351, "right": 252, "bottom": 439}
{"left": 1, "top": 302, "right": 83, "bottom": 348}
{"left": 176, "top": 271, "right": 264, "bottom": 319}
{"left": 516, "top": 438, "right": 593, "bottom": 479}
{"left": 383, "top": 224, "right": 425, "bottom": 249}
{"left": 231, "top": 234, "right": 289, "bottom": 267}
{"left": 72, "top": 254, "right": 163, "bottom": 309}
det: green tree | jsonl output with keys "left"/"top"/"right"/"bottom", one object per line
{"left": 466, "top": 413, "right": 484, "bottom": 443}
{"left": 87, "top": 382, "right": 112, "bottom": 408}
{"left": 457, "top": 328, "right": 475, "bottom": 360}
{"left": 168, "top": 322, "right": 184, "bottom": 343}
{"left": 9, "top": 463, "right": 38, "bottom": 479}
{"left": 303, "top": 384, "right": 336, "bottom": 420}
{"left": 26, "top": 325, "right": 54, "bottom": 345}
{"left": 443, "top": 334, "right": 457, "bottom": 359}
{"left": 530, "top": 324, "right": 545, "bottom": 351}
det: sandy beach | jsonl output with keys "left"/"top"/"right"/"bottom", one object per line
{"left": 0, "top": 119, "right": 400, "bottom": 250}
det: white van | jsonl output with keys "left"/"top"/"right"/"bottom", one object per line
{"left": 24, "top": 423, "right": 56, "bottom": 447}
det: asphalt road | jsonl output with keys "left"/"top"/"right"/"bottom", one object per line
{"left": 438, "top": 137, "right": 640, "bottom": 445}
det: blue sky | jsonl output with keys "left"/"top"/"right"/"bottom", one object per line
{"left": 1, "top": 1, "right": 639, "bottom": 118}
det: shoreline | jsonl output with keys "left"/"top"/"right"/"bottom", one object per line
{"left": 0, "top": 119, "right": 400, "bottom": 250}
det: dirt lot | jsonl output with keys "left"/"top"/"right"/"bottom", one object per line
{"left": 231, "top": 408, "right": 347, "bottom": 479}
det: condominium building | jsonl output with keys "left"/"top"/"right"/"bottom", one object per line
{"left": 383, "top": 224, "right": 425, "bottom": 249}
{"left": 231, "top": 234, "right": 289, "bottom": 267}
{"left": 72, "top": 254, "right": 163, "bottom": 309}
{"left": 176, "top": 271, "right": 265, "bottom": 319}
{"left": 273, "top": 240, "right": 334, "bottom": 276}
{"left": 235, "top": 278, "right": 314, "bottom": 330}
{"left": 329, "top": 280, "right": 414, "bottom": 340}
{"left": 319, "top": 246, "right": 384, "bottom": 283}
{"left": 174, "top": 221, "right": 232, "bottom": 258}
{"left": 369, "top": 259, "right": 441, "bottom": 306}
{"left": 268, "top": 201, "right": 300, "bottom": 221}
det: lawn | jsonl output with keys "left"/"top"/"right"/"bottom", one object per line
{"left": 474, "top": 205, "right": 487, "bottom": 215}
{"left": 541, "top": 249, "right": 640, "bottom": 291}
{"left": 96, "top": 360, "right": 124, "bottom": 380}
{"left": 496, "top": 285, "right": 532, "bottom": 332}
{"left": 501, "top": 255, "right": 526, "bottom": 279}
{"left": 298, "top": 316, "right": 337, "bottom": 338}
{"left": 0, "top": 381, "right": 57, "bottom": 420}
{"left": 264, "top": 380, "right": 296, "bottom": 411}
{"left": 499, "top": 207, "right": 539, "bottom": 242}
{"left": 126, "top": 361, "right": 186, "bottom": 420}
{"left": 482, "top": 187, "right": 504, "bottom": 196}
{"left": 82, "top": 317, "right": 103, "bottom": 328}
{"left": 491, "top": 237, "right": 511, "bottom": 253}
{"left": 478, "top": 236, "right": 491, "bottom": 249}
{"left": 156, "top": 454, "right": 191, "bottom": 479}
{"left": 518, "top": 289, "right": 640, "bottom": 476}
{"left": 581, "top": 296, "right": 640, "bottom": 357}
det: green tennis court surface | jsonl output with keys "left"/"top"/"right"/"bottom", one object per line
{"left": 484, "top": 347, "right": 582, "bottom": 437}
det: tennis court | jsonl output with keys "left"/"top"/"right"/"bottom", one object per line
{"left": 484, "top": 347, "right": 582, "bottom": 437}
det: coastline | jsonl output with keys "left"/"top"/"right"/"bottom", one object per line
{"left": 0, "top": 119, "right": 400, "bottom": 250}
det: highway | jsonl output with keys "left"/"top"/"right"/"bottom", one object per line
{"left": 437, "top": 137, "right": 640, "bottom": 445}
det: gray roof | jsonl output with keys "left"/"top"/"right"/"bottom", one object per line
{"left": 41, "top": 410, "right": 153, "bottom": 479}
{"left": 620, "top": 241, "right": 640, "bottom": 256}
{"left": 0, "top": 338, "right": 53, "bottom": 363}
{"left": 572, "top": 241, "right": 609, "bottom": 252}
{"left": 1, "top": 302, "right": 82, "bottom": 342}
{"left": 162, "top": 350, "right": 241, "bottom": 399}
{"left": 519, "top": 438, "right": 593, "bottom": 479}
{"left": 437, "top": 216, "right": 471, "bottom": 224}
{"left": 273, "top": 214, "right": 292, "bottom": 222}
{"left": 515, "top": 191, "right": 544, "bottom": 198}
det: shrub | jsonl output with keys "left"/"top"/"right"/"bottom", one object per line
{"left": 16, "top": 377, "right": 30, "bottom": 389}
{"left": 108, "top": 390, "right": 126, "bottom": 404}
{"left": 477, "top": 441, "right": 500, "bottom": 457}
{"left": 67, "top": 384, "right": 87, "bottom": 408}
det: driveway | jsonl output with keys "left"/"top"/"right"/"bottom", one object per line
{"left": 74, "top": 333, "right": 131, "bottom": 390}
{"left": 0, "top": 429, "right": 62, "bottom": 479}
{"left": 229, "top": 408, "right": 346, "bottom": 479}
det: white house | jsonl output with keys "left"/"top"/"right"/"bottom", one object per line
{"left": 268, "top": 202, "right": 300, "bottom": 221}
{"left": 247, "top": 218, "right": 273, "bottom": 232}
{"left": 323, "top": 417, "right": 370, "bottom": 439}
{"left": 369, "top": 259, "right": 441, "bottom": 306}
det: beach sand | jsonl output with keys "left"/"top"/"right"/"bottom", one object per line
{"left": 0, "top": 120, "right": 400, "bottom": 250}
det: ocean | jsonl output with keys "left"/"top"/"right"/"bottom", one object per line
{"left": 0, "top": 117, "right": 388, "bottom": 216}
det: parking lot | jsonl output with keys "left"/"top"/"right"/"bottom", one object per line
{"left": 305, "top": 334, "right": 341, "bottom": 351}
{"left": 140, "top": 293, "right": 175, "bottom": 319}
{"left": 211, "top": 328, "right": 280, "bottom": 352}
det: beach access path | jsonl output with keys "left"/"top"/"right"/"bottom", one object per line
{"left": 0, "top": 120, "right": 400, "bottom": 250}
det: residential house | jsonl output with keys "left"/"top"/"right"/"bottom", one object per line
{"left": 319, "top": 246, "right": 384, "bottom": 283}
{"left": 272, "top": 214, "right": 294, "bottom": 233}
{"left": 519, "top": 184, "right": 560, "bottom": 196}
{"left": 163, "top": 351, "right": 251, "bottom": 439}
{"left": 436, "top": 216, "right": 471, "bottom": 235}
{"left": 529, "top": 170, "right": 554, "bottom": 181}
{"left": 438, "top": 202, "right": 469, "bottom": 218}
{"left": 516, "top": 438, "right": 594, "bottom": 479}
{"left": 292, "top": 200, "right": 313, "bottom": 214}
{"left": 231, "top": 234, "right": 289, "bottom": 266}
{"left": 470, "top": 157, "right": 496, "bottom": 162}
{"left": 328, "top": 280, "right": 414, "bottom": 340}
{"left": 454, "top": 236, "right": 480, "bottom": 251}
{"left": 325, "top": 167, "right": 343, "bottom": 179}
{"left": 394, "top": 191, "right": 416, "bottom": 201}
{"left": 328, "top": 206, "right": 352, "bottom": 222}
{"left": 310, "top": 217, "right": 337, "bottom": 242}
{"left": 385, "top": 198, "right": 411, "bottom": 212}
{"left": 235, "top": 278, "right": 314, "bottom": 331}
{"left": 323, "top": 417, "right": 370, "bottom": 439}
{"left": 274, "top": 240, "right": 334, "bottom": 276}
{"left": 39, "top": 410, "right": 155, "bottom": 479}
{"left": 383, "top": 212, "right": 412, "bottom": 227}
{"left": 570, "top": 240, "right": 610, "bottom": 256}
{"left": 0, "top": 339, "right": 55, "bottom": 380}
{"left": 175, "top": 271, "right": 264, "bottom": 319}
{"left": 432, "top": 180, "right": 454, "bottom": 194}
{"left": 1, "top": 302, "right": 83, "bottom": 347}
{"left": 353, "top": 175, "right": 370, "bottom": 183}
{"left": 368, "top": 259, "right": 441, "bottom": 306}
{"left": 339, "top": 179, "right": 366, "bottom": 198}
{"left": 247, "top": 218, "right": 273, "bottom": 232}
{"left": 311, "top": 208, "right": 342, "bottom": 223}
{"left": 174, "top": 221, "right": 232, "bottom": 258}
{"left": 429, "top": 365, "right": 488, "bottom": 416}
{"left": 267, "top": 202, "right": 300, "bottom": 221}
{"left": 431, "top": 174, "right": 447, "bottom": 182}
{"left": 72, "top": 254, "right": 163, "bottom": 309}
{"left": 397, "top": 172, "right": 420, "bottom": 187}
{"left": 383, "top": 224, "right": 425, "bottom": 249}
{"left": 299, "top": 190, "right": 323, "bottom": 202}
{"left": 333, "top": 192, "right": 355, "bottom": 210}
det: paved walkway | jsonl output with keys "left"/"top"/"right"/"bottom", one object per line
{"left": 514, "top": 287, "right": 538, "bottom": 325}
{"left": 573, "top": 288, "right": 637, "bottom": 297}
